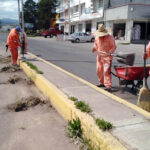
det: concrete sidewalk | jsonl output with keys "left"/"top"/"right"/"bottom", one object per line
{"left": 20, "top": 52, "right": 150, "bottom": 150}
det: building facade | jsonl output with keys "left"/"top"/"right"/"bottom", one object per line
{"left": 56, "top": 0, "right": 150, "bottom": 42}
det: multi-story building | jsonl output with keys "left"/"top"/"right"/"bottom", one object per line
{"left": 56, "top": 0, "right": 150, "bottom": 42}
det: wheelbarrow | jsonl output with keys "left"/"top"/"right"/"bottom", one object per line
{"left": 112, "top": 66, "right": 150, "bottom": 90}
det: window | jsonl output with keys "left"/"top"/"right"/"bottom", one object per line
{"left": 75, "top": 5, "right": 79, "bottom": 12}
{"left": 99, "top": 0, "right": 103, "bottom": 8}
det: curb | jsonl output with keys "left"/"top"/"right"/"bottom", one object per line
{"left": 29, "top": 52, "right": 150, "bottom": 119}
{"left": 19, "top": 59, "right": 128, "bottom": 150}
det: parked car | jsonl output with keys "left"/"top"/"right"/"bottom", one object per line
{"left": 41, "top": 27, "right": 64, "bottom": 38}
{"left": 68, "top": 32, "right": 95, "bottom": 43}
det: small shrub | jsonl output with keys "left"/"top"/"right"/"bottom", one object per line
{"left": 75, "top": 101, "right": 92, "bottom": 113}
{"left": 67, "top": 118, "right": 82, "bottom": 139}
{"left": 96, "top": 118, "right": 113, "bottom": 131}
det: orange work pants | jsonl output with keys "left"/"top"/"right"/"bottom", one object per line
{"left": 9, "top": 47, "right": 18, "bottom": 65}
{"left": 97, "top": 55, "right": 112, "bottom": 88}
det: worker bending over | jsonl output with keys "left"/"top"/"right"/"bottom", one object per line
{"left": 7, "top": 26, "right": 22, "bottom": 66}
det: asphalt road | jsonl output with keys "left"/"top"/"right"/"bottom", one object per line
{"left": 1, "top": 33, "right": 150, "bottom": 104}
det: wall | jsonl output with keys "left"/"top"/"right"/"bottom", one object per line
{"left": 105, "top": 5, "right": 128, "bottom": 21}
{"left": 128, "top": 4, "right": 150, "bottom": 20}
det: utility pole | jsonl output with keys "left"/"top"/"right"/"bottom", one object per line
{"left": 68, "top": 0, "right": 70, "bottom": 35}
{"left": 17, "top": 0, "right": 21, "bottom": 26}
{"left": 21, "top": 0, "right": 25, "bottom": 59}
{"left": 21, "top": 0, "right": 25, "bottom": 33}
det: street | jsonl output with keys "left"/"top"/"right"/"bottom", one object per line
{"left": 1, "top": 33, "right": 150, "bottom": 104}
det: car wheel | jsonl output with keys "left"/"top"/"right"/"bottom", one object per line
{"left": 91, "top": 38, "right": 95, "bottom": 42}
{"left": 44, "top": 35, "right": 47, "bottom": 38}
{"left": 71, "top": 41, "right": 74, "bottom": 43}
{"left": 50, "top": 34, "right": 53, "bottom": 38}
{"left": 75, "top": 38, "right": 80, "bottom": 43}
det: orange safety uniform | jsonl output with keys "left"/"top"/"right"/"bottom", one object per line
{"left": 7, "top": 28, "right": 21, "bottom": 65}
{"left": 146, "top": 41, "right": 150, "bottom": 59}
{"left": 93, "top": 35, "right": 116, "bottom": 88}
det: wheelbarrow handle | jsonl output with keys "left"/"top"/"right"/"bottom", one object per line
{"left": 98, "top": 50, "right": 121, "bottom": 58}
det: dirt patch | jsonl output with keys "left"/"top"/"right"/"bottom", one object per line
{"left": 8, "top": 75, "right": 21, "bottom": 84}
{"left": 7, "top": 96, "right": 51, "bottom": 112}
{"left": 0, "top": 55, "right": 11, "bottom": 63}
{"left": 25, "top": 78, "right": 34, "bottom": 85}
{"left": 0, "top": 65, "right": 21, "bottom": 73}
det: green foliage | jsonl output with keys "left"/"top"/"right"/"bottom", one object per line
{"left": 69, "top": 96, "right": 78, "bottom": 102}
{"left": 24, "top": 61, "right": 43, "bottom": 74}
{"left": 75, "top": 101, "right": 92, "bottom": 113}
{"left": 67, "top": 118, "right": 82, "bottom": 139}
{"left": 37, "top": 0, "right": 57, "bottom": 29}
{"left": 24, "top": 0, "right": 38, "bottom": 29}
{"left": 96, "top": 118, "right": 113, "bottom": 131}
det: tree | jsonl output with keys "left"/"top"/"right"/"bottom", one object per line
{"left": 24, "top": 0, "right": 38, "bottom": 29}
{"left": 38, "top": 0, "right": 57, "bottom": 29}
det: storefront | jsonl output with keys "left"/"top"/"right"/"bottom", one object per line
{"left": 112, "top": 23, "right": 125, "bottom": 40}
{"left": 132, "top": 21, "right": 150, "bottom": 41}
{"left": 85, "top": 20, "right": 92, "bottom": 33}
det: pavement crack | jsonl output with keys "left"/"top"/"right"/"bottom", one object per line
{"left": 115, "top": 120, "right": 150, "bottom": 128}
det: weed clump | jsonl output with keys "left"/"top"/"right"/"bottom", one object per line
{"left": 96, "top": 118, "right": 113, "bottom": 131}
{"left": 75, "top": 101, "right": 92, "bottom": 113}
{"left": 69, "top": 96, "right": 78, "bottom": 102}
{"left": 7, "top": 96, "right": 46, "bottom": 112}
{"left": 67, "top": 118, "right": 82, "bottom": 139}
{"left": 24, "top": 61, "right": 43, "bottom": 74}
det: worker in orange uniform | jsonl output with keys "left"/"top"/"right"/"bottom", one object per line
{"left": 143, "top": 41, "right": 150, "bottom": 59}
{"left": 7, "top": 26, "right": 22, "bottom": 66}
{"left": 92, "top": 24, "right": 116, "bottom": 92}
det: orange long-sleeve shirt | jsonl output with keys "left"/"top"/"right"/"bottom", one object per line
{"left": 7, "top": 28, "right": 21, "bottom": 48}
{"left": 146, "top": 41, "right": 150, "bottom": 58}
{"left": 93, "top": 35, "right": 116, "bottom": 57}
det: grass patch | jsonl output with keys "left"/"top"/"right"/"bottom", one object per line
{"left": 69, "top": 96, "right": 78, "bottom": 101}
{"left": 24, "top": 61, "right": 43, "bottom": 74}
{"left": 67, "top": 118, "right": 82, "bottom": 139}
{"left": 80, "top": 138, "right": 101, "bottom": 150}
{"left": 67, "top": 118, "right": 100, "bottom": 150}
{"left": 96, "top": 118, "right": 113, "bottom": 131}
{"left": 75, "top": 101, "right": 92, "bottom": 113}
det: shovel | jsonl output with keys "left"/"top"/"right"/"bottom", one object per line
{"left": 99, "top": 51, "right": 135, "bottom": 66}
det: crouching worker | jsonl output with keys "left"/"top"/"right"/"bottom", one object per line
{"left": 7, "top": 26, "right": 22, "bottom": 66}
{"left": 92, "top": 24, "right": 116, "bottom": 92}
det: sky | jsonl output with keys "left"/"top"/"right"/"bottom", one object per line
{"left": 0, "top": 0, "right": 38, "bottom": 20}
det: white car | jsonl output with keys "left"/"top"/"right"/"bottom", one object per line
{"left": 68, "top": 32, "right": 95, "bottom": 43}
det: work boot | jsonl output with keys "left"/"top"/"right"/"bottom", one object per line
{"left": 97, "top": 84, "right": 105, "bottom": 88}
{"left": 105, "top": 87, "right": 112, "bottom": 92}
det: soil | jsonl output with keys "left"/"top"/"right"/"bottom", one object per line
{"left": 7, "top": 96, "right": 51, "bottom": 112}
{"left": 0, "top": 50, "right": 78, "bottom": 150}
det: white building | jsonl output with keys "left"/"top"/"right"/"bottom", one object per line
{"left": 56, "top": 0, "right": 150, "bottom": 42}
{"left": 56, "top": 0, "right": 104, "bottom": 34}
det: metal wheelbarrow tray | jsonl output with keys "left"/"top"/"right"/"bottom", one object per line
{"left": 113, "top": 66, "right": 150, "bottom": 90}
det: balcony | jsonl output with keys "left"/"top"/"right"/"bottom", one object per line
{"left": 56, "top": 6, "right": 64, "bottom": 13}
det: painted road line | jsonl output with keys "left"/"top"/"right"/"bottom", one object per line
{"left": 28, "top": 52, "right": 150, "bottom": 119}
